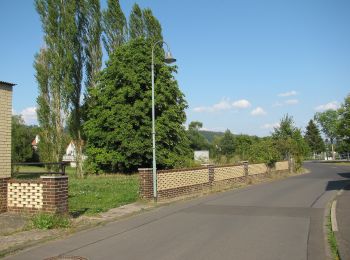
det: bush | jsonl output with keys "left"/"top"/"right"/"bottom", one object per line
{"left": 31, "top": 213, "right": 70, "bottom": 230}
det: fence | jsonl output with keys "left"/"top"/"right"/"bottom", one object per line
{"left": 0, "top": 162, "right": 68, "bottom": 214}
{"left": 139, "top": 160, "right": 292, "bottom": 200}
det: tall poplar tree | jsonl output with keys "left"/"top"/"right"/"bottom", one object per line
{"left": 35, "top": 1, "right": 71, "bottom": 164}
{"left": 85, "top": 0, "right": 102, "bottom": 89}
{"left": 35, "top": 0, "right": 97, "bottom": 177}
{"left": 102, "top": 0, "right": 127, "bottom": 55}
{"left": 142, "top": 8, "right": 162, "bottom": 42}
{"left": 129, "top": 3, "right": 145, "bottom": 39}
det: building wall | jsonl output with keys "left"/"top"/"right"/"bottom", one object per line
{"left": 0, "top": 84, "right": 12, "bottom": 178}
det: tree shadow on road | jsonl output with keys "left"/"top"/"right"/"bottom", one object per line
{"left": 326, "top": 172, "right": 350, "bottom": 191}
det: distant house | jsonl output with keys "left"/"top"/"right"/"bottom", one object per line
{"left": 62, "top": 141, "right": 87, "bottom": 167}
{"left": 32, "top": 136, "right": 86, "bottom": 167}
{"left": 31, "top": 135, "right": 40, "bottom": 151}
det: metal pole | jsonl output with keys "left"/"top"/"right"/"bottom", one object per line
{"left": 151, "top": 47, "right": 157, "bottom": 201}
{"left": 151, "top": 40, "right": 174, "bottom": 202}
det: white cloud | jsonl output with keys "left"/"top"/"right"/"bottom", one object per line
{"left": 232, "top": 99, "right": 251, "bottom": 108}
{"left": 285, "top": 99, "right": 299, "bottom": 105}
{"left": 278, "top": 90, "right": 297, "bottom": 97}
{"left": 251, "top": 107, "right": 267, "bottom": 116}
{"left": 193, "top": 98, "right": 251, "bottom": 113}
{"left": 261, "top": 122, "right": 280, "bottom": 129}
{"left": 314, "top": 101, "right": 340, "bottom": 112}
{"left": 272, "top": 102, "right": 283, "bottom": 107}
{"left": 20, "top": 107, "right": 37, "bottom": 125}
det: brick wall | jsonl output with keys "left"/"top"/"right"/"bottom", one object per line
{"left": 139, "top": 160, "right": 291, "bottom": 200}
{"left": 6, "top": 176, "right": 68, "bottom": 214}
{"left": 0, "top": 178, "right": 9, "bottom": 213}
{"left": 0, "top": 84, "right": 13, "bottom": 179}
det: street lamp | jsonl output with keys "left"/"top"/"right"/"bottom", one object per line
{"left": 151, "top": 40, "right": 176, "bottom": 201}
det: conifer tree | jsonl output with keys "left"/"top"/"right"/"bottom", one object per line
{"left": 304, "top": 120, "right": 325, "bottom": 155}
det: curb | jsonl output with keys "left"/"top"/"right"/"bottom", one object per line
{"left": 330, "top": 200, "right": 338, "bottom": 232}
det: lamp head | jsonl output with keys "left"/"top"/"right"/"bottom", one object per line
{"left": 164, "top": 51, "right": 176, "bottom": 64}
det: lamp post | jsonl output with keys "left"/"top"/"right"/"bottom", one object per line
{"left": 151, "top": 40, "right": 176, "bottom": 201}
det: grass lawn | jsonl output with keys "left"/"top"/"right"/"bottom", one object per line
{"left": 12, "top": 166, "right": 140, "bottom": 217}
{"left": 68, "top": 173, "right": 139, "bottom": 217}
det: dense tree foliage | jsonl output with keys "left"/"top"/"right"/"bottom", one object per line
{"left": 11, "top": 116, "right": 39, "bottom": 163}
{"left": 338, "top": 94, "right": 350, "bottom": 145}
{"left": 314, "top": 109, "right": 339, "bottom": 159}
{"left": 187, "top": 121, "right": 210, "bottom": 151}
{"left": 272, "top": 115, "right": 309, "bottom": 169}
{"left": 304, "top": 120, "right": 325, "bottom": 154}
{"left": 84, "top": 38, "right": 191, "bottom": 173}
{"left": 247, "top": 137, "right": 280, "bottom": 166}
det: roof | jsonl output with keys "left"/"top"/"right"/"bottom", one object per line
{"left": 0, "top": 81, "right": 16, "bottom": 87}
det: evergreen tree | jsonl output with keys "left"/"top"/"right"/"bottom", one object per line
{"left": 129, "top": 3, "right": 145, "bottom": 39}
{"left": 102, "top": 0, "right": 127, "bottom": 54}
{"left": 304, "top": 120, "right": 325, "bottom": 154}
{"left": 83, "top": 38, "right": 191, "bottom": 173}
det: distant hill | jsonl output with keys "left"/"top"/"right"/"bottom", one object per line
{"left": 199, "top": 130, "right": 224, "bottom": 143}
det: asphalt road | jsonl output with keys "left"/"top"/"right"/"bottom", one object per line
{"left": 7, "top": 162, "right": 350, "bottom": 260}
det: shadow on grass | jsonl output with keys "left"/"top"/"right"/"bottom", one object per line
{"left": 69, "top": 208, "right": 90, "bottom": 218}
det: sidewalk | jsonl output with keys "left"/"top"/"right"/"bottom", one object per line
{"left": 0, "top": 202, "right": 153, "bottom": 257}
{"left": 335, "top": 184, "right": 350, "bottom": 260}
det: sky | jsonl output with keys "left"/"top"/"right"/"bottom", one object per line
{"left": 1, "top": 0, "right": 349, "bottom": 136}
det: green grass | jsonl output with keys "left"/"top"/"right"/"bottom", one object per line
{"left": 68, "top": 173, "right": 139, "bottom": 217}
{"left": 30, "top": 213, "right": 71, "bottom": 230}
{"left": 11, "top": 166, "right": 140, "bottom": 217}
{"left": 327, "top": 213, "right": 340, "bottom": 260}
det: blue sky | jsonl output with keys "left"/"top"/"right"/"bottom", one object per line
{"left": 1, "top": 0, "right": 349, "bottom": 136}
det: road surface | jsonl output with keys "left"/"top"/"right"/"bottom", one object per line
{"left": 7, "top": 162, "right": 350, "bottom": 260}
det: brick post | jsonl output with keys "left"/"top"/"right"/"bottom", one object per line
{"left": 289, "top": 158, "right": 294, "bottom": 173}
{"left": 208, "top": 164, "right": 215, "bottom": 186}
{"left": 139, "top": 168, "right": 153, "bottom": 199}
{"left": 41, "top": 176, "right": 68, "bottom": 214}
{"left": 0, "top": 178, "right": 9, "bottom": 213}
{"left": 243, "top": 161, "right": 249, "bottom": 177}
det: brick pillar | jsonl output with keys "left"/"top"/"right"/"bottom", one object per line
{"left": 41, "top": 176, "right": 68, "bottom": 214}
{"left": 0, "top": 178, "right": 9, "bottom": 213}
{"left": 243, "top": 161, "right": 249, "bottom": 177}
{"left": 208, "top": 164, "right": 215, "bottom": 186}
{"left": 289, "top": 158, "right": 294, "bottom": 173}
{"left": 139, "top": 168, "right": 153, "bottom": 199}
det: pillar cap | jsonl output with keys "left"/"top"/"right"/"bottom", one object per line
{"left": 40, "top": 175, "right": 68, "bottom": 179}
